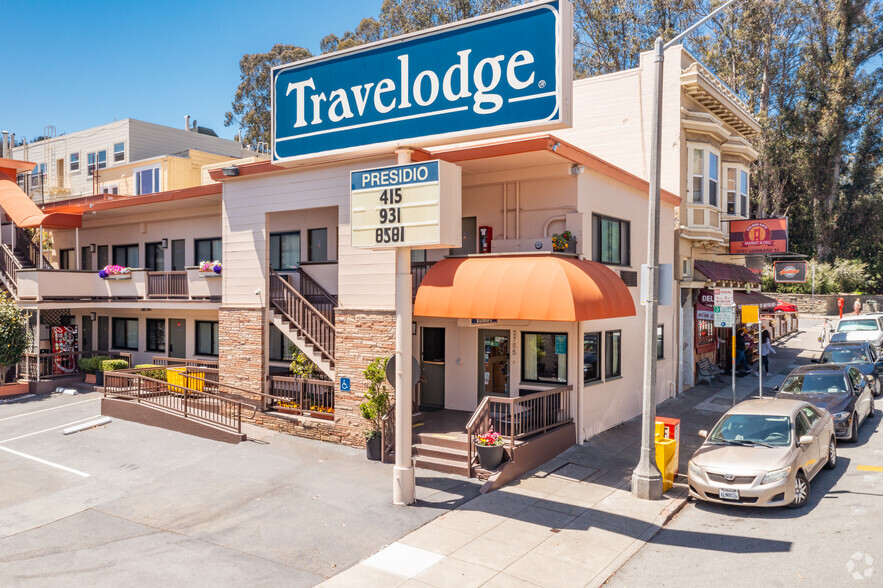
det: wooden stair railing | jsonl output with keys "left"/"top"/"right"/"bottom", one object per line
{"left": 295, "top": 266, "right": 337, "bottom": 322}
{"left": 0, "top": 244, "right": 21, "bottom": 295}
{"left": 13, "top": 225, "right": 53, "bottom": 269}
{"left": 269, "top": 269, "right": 335, "bottom": 366}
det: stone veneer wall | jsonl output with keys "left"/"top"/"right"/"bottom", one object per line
{"left": 219, "top": 306, "right": 266, "bottom": 393}
{"left": 332, "top": 308, "right": 397, "bottom": 448}
{"left": 772, "top": 293, "right": 881, "bottom": 316}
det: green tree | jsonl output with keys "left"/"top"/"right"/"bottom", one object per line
{"left": 0, "top": 293, "right": 28, "bottom": 384}
{"left": 359, "top": 357, "right": 391, "bottom": 440}
{"left": 224, "top": 44, "right": 313, "bottom": 148}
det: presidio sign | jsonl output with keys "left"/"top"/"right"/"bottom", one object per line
{"left": 272, "top": 0, "right": 572, "bottom": 162}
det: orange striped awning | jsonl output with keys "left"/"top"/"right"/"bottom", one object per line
{"left": 414, "top": 256, "right": 636, "bottom": 322}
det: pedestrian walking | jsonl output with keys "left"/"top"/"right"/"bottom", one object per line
{"left": 854, "top": 298, "right": 862, "bottom": 315}
{"left": 752, "top": 329, "right": 776, "bottom": 377}
{"left": 735, "top": 328, "right": 749, "bottom": 372}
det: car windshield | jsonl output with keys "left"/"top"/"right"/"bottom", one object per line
{"left": 821, "top": 348, "right": 868, "bottom": 363}
{"left": 837, "top": 319, "right": 880, "bottom": 332}
{"left": 780, "top": 373, "right": 847, "bottom": 395}
{"left": 708, "top": 414, "right": 791, "bottom": 446}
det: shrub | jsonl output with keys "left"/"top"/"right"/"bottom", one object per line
{"left": 289, "top": 349, "right": 321, "bottom": 379}
{"left": 359, "top": 357, "right": 391, "bottom": 440}
{"left": 78, "top": 355, "right": 110, "bottom": 374}
{"left": 134, "top": 364, "right": 167, "bottom": 381}
{"left": 0, "top": 293, "right": 28, "bottom": 383}
{"left": 100, "top": 359, "right": 130, "bottom": 372}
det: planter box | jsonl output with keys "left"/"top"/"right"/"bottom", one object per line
{"left": 85, "top": 374, "right": 97, "bottom": 385}
{"left": 0, "top": 382, "right": 30, "bottom": 397}
{"left": 198, "top": 272, "right": 222, "bottom": 278}
{"left": 103, "top": 274, "right": 132, "bottom": 280}
{"left": 303, "top": 411, "right": 334, "bottom": 421}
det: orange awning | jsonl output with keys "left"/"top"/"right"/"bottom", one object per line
{"left": 414, "top": 255, "right": 636, "bottom": 322}
{"left": 0, "top": 179, "right": 82, "bottom": 229}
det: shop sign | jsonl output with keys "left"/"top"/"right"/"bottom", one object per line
{"left": 714, "top": 305, "right": 735, "bottom": 328}
{"left": 350, "top": 160, "right": 462, "bottom": 248}
{"left": 697, "top": 308, "right": 714, "bottom": 321}
{"left": 698, "top": 289, "right": 715, "bottom": 306}
{"left": 272, "top": 0, "right": 572, "bottom": 162}
{"left": 714, "top": 288, "right": 734, "bottom": 306}
{"left": 471, "top": 318, "right": 498, "bottom": 325}
{"left": 774, "top": 260, "right": 806, "bottom": 283}
{"left": 729, "top": 218, "right": 789, "bottom": 255}
{"left": 555, "top": 335, "right": 567, "bottom": 354}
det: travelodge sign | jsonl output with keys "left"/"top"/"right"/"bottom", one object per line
{"left": 272, "top": 0, "right": 573, "bottom": 163}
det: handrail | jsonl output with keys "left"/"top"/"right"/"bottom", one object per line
{"left": 13, "top": 225, "right": 53, "bottom": 269}
{"left": 269, "top": 269, "right": 335, "bottom": 365}
{"left": 296, "top": 266, "right": 338, "bottom": 315}
{"left": 465, "top": 396, "right": 491, "bottom": 476}
{"left": 150, "top": 356, "right": 219, "bottom": 369}
{"left": 411, "top": 261, "right": 435, "bottom": 299}
{"left": 268, "top": 373, "right": 335, "bottom": 419}
{"left": 381, "top": 402, "right": 396, "bottom": 463}
{"left": 0, "top": 243, "right": 21, "bottom": 295}
{"left": 18, "top": 349, "right": 131, "bottom": 382}
{"left": 146, "top": 271, "right": 189, "bottom": 298}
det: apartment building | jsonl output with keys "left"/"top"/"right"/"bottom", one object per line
{"left": 4, "top": 118, "right": 254, "bottom": 203}
{"left": 556, "top": 45, "right": 763, "bottom": 389}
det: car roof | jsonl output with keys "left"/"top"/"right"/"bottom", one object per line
{"left": 725, "top": 398, "right": 804, "bottom": 417}
{"left": 788, "top": 363, "right": 849, "bottom": 374}
{"left": 824, "top": 341, "right": 869, "bottom": 348}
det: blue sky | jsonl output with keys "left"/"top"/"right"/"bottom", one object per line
{"left": 3, "top": 0, "right": 383, "bottom": 142}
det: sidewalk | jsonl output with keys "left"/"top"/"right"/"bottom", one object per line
{"left": 321, "top": 326, "right": 816, "bottom": 588}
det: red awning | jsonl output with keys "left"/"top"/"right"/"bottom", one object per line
{"left": 0, "top": 177, "right": 82, "bottom": 229}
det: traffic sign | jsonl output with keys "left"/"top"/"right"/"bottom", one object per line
{"left": 714, "top": 288, "right": 734, "bottom": 306}
{"left": 714, "top": 305, "right": 735, "bottom": 328}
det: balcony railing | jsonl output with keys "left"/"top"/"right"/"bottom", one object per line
{"left": 268, "top": 375, "right": 335, "bottom": 420}
{"left": 18, "top": 350, "right": 132, "bottom": 382}
{"left": 15, "top": 268, "right": 221, "bottom": 302}
{"left": 146, "top": 271, "right": 189, "bottom": 298}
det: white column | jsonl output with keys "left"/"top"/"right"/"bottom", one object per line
{"left": 393, "top": 148, "right": 415, "bottom": 506}
{"left": 76, "top": 227, "right": 80, "bottom": 270}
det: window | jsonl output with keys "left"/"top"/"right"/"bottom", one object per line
{"left": 135, "top": 166, "right": 160, "bottom": 195}
{"left": 70, "top": 152, "right": 80, "bottom": 172}
{"left": 592, "top": 214, "right": 630, "bottom": 266}
{"left": 795, "top": 412, "right": 810, "bottom": 438}
{"left": 411, "top": 249, "right": 427, "bottom": 263}
{"left": 81, "top": 246, "right": 92, "bottom": 271}
{"left": 691, "top": 148, "right": 704, "bottom": 203}
{"left": 583, "top": 332, "right": 601, "bottom": 384}
{"left": 146, "top": 319, "right": 165, "bottom": 352}
{"left": 801, "top": 406, "right": 820, "bottom": 428}
{"left": 97, "top": 245, "right": 109, "bottom": 269}
{"left": 739, "top": 170, "right": 749, "bottom": 218}
{"left": 708, "top": 152, "right": 719, "bottom": 207}
{"left": 726, "top": 167, "right": 737, "bottom": 215}
{"left": 87, "top": 150, "right": 107, "bottom": 176}
{"left": 522, "top": 332, "right": 567, "bottom": 384}
{"left": 112, "top": 244, "right": 138, "bottom": 268}
{"left": 605, "top": 330, "right": 622, "bottom": 378}
{"left": 101, "top": 184, "right": 119, "bottom": 195}
{"left": 657, "top": 325, "right": 664, "bottom": 359}
{"left": 145, "top": 242, "right": 164, "bottom": 271}
{"left": 194, "top": 238, "right": 222, "bottom": 264}
{"left": 112, "top": 318, "right": 138, "bottom": 350}
{"left": 30, "top": 163, "right": 46, "bottom": 188}
{"left": 269, "top": 324, "right": 294, "bottom": 361}
{"left": 195, "top": 321, "right": 219, "bottom": 356}
{"left": 269, "top": 231, "right": 300, "bottom": 270}
{"left": 113, "top": 142, "right": 125, "bottom": 162}
{"left": 308, "top": 228, "right": 328, "bottom": 262}
{"left": 59, "top": 249, "right": 74, "bottom": 270}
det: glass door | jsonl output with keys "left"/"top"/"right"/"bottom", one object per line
{"left": 478, "top": 329, "right": 509, "bottom": 401}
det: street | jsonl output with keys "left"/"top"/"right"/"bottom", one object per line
{"left": 608, "top": 317, "right": 882, "bottom": 587}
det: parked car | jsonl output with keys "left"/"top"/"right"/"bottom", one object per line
{"left": 814, "top": 341, "right": 883, "bottom": 396}
{"left": 687, "top": 398, "right": 836, "bottom": 509}
{"left": 829, "top": 315, "right": 883, "bottom": 350}
{"left": 774, "top": 300, "right": 798, "bottom": 313}
{"left": 775, "top": 363, "right": 875, "bottom": 442}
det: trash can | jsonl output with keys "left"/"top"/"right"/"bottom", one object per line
{"left": 654, "top": 437, "right": 677, "bottom": 492}
{"left": 166, "top": 367, "right": 205, "bottom": 393}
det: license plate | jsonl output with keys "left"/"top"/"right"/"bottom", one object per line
{"left": 719, "top": 489, "right": 739, "bottom": 500}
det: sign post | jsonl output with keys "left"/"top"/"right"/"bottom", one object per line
{"left": 714, "top": 289, "right": 736, "bottom": 408}
{"left": 742, "top": 305, "right": 760, "bottom": 397}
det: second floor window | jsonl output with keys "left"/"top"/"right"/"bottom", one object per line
{"left": 692, "top": 148, "right": 704, "bottom": 203}
{"left": 145, "top": 242, "right": 164, "bottom": 271}
{"left": 308, "top": 228, "right": 328, "bottom": 262}
{"left": 708, "top": 152, "right": 719, "bottom": 207}
{"left": 270, "top": 231, "right": 300, "bottom": 270}
{"left": 592, "top": 214, "right": 630, "bottom": 266}
{"left": 726, "top": 168, "right": 737, "bottom": 215}
{"left": 135, "top": 166, "right": 160, "bottom": 195}
{"left": 195, "top": 238, "right": 222, "bottom": 264}
{"left": 740, "top": 170, "right": 749, "bottom": 218}
{"left": 113, "top": 244, "right": 139, "bottom": 268}
{"left": 59, "top": 249, "right": 74, "bottom": 270}
{"left": 113, "top": 142, "right": 125, "bottom": 162}
{"left": 87, "top": 150, "right": 107, "bottom": 176}
{"left": 690, "top": 145, "right": 721, "bottom": 208}
{"left": 70, "top": 152, "right": 80, "bottom": 172}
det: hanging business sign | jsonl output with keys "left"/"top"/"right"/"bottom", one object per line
{"left": 729, "top": 218, "right": 789, "bottom": 255}
{"left": 272, "top": 0, "right": 572, "bottom": 163}
{"left": 774, "top": 260, "right": 807, "bottom": 283}
{"left": 350, "top": 160, "right": 461, "bottom": 249}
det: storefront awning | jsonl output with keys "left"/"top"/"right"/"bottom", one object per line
{"left": 694, "top": 259, "right": 760, "bottom": 284}
{"left": 414, "top": 255, "right": 636, "bottom": 322}
{"left": 0, "top": 178, "right": 82, "bottom": 229}
{"left": 735, "top": 291, "right": 777, "bottom": 310}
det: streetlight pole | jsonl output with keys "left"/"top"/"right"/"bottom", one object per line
{"left": 632, "top": 0, "right": 739, "bottom": 501}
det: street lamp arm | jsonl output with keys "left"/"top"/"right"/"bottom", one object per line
{"left": 664, "top": 0, "right": 739, "bottom": 50}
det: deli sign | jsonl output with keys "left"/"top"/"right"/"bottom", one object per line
{"left": 729, "top": 218, "right": 789, "bottom": 255}
{"left": 272, "top": 0, "right": 572, "bottom": 162}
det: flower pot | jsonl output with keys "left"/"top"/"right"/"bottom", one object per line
{"left": 366, "top": 435, "right": 382, "bottom": 461}
{"left": 103, "top": 274, "right": 132, "bottom": 280}
{"left": 85, "top": 373, "right": 97, "bottom": 385}
{"left": 475, "top": 444, "right": 505, "bottom": 470}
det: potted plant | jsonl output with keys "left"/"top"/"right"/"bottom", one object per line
{"left": 199, "top": 260, "right": 222, "bottom": 275}
{"left": 98, "top": 265, "right": 132, "bottom": 279}
{"left": 359, "top": 357, "right": 390, "bottom": 460}
{"left": 98, "top": 358, "right": 129, "bottom": 386}
{"left": 475, "top": 428, "right": 505, "bottom": 470}
{"left": 551, "top": 230, "right": 576, "bottom": 253}
{"left": 0, "top": 293, "right": 28, "bottom": 397}
{"left": 82, "top": 356, "right": 109, "bottom": 385}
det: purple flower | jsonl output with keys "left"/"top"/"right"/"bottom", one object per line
{"left": 98, "top": 270, "right": 108, "bottom": 279}
{"left": 213, "top": 265, "right": 222, "bottom": 274}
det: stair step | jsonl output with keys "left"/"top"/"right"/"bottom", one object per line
{"left": 413, "top": 443, "right": 468, "bottom": 461}
{"left": 416, "top": 432, "right": 469, "bottom": 451}
{"left": 414, "top": 455, "right": 470, "bottom": 477}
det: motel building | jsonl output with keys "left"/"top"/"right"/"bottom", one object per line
{"left": 1, "top": 2, "right": 692, "bottom": 481}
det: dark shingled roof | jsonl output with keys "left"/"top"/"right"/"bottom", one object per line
{"left": 694, "top": 259, "right": 760, "bottom": 284}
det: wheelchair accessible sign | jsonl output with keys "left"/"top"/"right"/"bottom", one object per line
{"left": 714, "top": 305, "right": 735, "bottom": 328}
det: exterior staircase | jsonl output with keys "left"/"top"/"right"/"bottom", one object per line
{"left": 0, "top": 226, "right": 52, "bottom": 298}
{"left": 268, "top": 268, "right": 336, "bottom": 379}
{"left": 413, "top": 432, "right": 471, "bottom": 477}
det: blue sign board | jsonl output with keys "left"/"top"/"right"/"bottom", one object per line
{"left": 272, "top": 0, "right": 571, "bottom": 162}
{"left": 340, "top": 377, "right": 351, "bottom": 392}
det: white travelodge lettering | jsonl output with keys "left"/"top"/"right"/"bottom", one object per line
{"left": 282, "top": 48, "right": 539, "bottom": 131}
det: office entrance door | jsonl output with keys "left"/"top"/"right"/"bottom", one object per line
{"left": 478, "top": 329, "right": 509, "bottom": 401}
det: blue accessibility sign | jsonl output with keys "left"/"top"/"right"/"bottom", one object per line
{"left": 340, "top": 377, "right": 351, "bottom": 392}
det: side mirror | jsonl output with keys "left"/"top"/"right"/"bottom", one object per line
{"left": 811, "top": 358, "right": 819, "bottom": 363}
{"left": 773, "top": 385, "right": 780, "bottom": 392}
{"left": 698, "top": 430, "right": 708, "bottom": 438}
{"left": 798, "top": 435, "right": 814, "bottom": 447}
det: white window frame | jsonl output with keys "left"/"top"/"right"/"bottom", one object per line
{"left": 113, "top": 142, "right": 125, "bottom": 163}
{"left": 134, "top": 165, "right": 161, "bottom": 195}
{"left": 739, "top": 168, "right": 750, "bottom": 218}
{"left": 70, "top": 152, "right": 80, "bottom": 173}
{"left": 100, "top": 183, "right": 119, "bottom": 195}
{"left": 687, "top": 143, "right": 721, "bottom": 208}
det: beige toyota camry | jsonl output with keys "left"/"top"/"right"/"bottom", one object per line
{"left": 687, "top": 398, "right": 836, "bottom": 508}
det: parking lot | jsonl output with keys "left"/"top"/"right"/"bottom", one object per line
{"left": 0, "top": 392, "right": 479, "bottom": 586}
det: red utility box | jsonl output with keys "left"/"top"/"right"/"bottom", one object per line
{"left": 655, "top": 416, "right": 681, "bottom": 476}
{"left": 478, "top": 226, "right": 493, "bottom": 253}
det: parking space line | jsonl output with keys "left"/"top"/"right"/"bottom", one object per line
{"left": 0, "top": 398, "right": 99, "bottom": 422}
{"left": 0, "top": 445, "right": 89, "bottom": 477}
{"left": 0, "top": 416, "right": 99, "bottom": 444}
{"left": 856, "top": 465, "right": 883, "bottom": 472}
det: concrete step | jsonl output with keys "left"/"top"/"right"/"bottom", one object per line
{"left": 415, "top": 432, "right": 469, "bottom": 451}
{"left": 412, "top": 443, "right": 468, "bottom": 461}
{"left": 414, "top": 454, "right": 470, "bottom": 477}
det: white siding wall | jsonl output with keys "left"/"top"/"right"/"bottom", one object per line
{"left": 127, "top": 120, "right": 247, "bottom": 162}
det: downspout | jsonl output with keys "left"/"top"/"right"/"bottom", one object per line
{"left": 39, "top": 226, "right": 44, "bottom": 269}
{"left": 516, "top": 183, "right": 521, "bottom": 239}
{"left": 502, "top": 184, "right": 508, "bottom": 239}
{"left": 75, "top": 227, "right": 80, "bottom": 270}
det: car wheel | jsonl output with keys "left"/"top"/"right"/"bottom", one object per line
{"left": 824, "top": 437, "right": 837, "bottom": 470}
{"left": 788, "top": 471, "right": 810, "bottom": 509}
{"left": 849, "top": 414, "right": 859, "bottom": 443}
{"left": 870, "top": 399, "right": 876, "bottom": 418}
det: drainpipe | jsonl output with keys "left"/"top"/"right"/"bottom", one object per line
{"left": 544, "top": 216, "right": 566, "bottom": 237}
{"left": 75, "top": 227, "right": 80, "bottom": 270}
{"left": 502, "top": 184, "right": 507, "bottom": 240}
{"left": 516, "top": 183, "right": 521, "bottom": 239}
{"left": 39, "top": 226, "right": 44, "bottom": 269}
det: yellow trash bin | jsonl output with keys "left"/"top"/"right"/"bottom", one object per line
{"left": 165, "top": 367, "right": 205, "bottom": 393}
{"left": 655, "top": 437, "right": 677, "bottom": 492}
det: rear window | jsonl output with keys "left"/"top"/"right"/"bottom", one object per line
{"left": 709, "top": 414, "right": 791, "bottom": 446}
{"left": 781, "top": 373, "right": 848, "bottom": 395}
{"left": 837, "top": 319, "right": 880, "bottom": 332}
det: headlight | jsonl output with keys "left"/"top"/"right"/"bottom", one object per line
{"left": 761, "top": 466, "right": 792, "bottom": 485}
{"left": 688, "top": 461, "right": 702, "bottom": 477}
{"left": 834, "top": 412, "right": 850, "bottom": 421}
